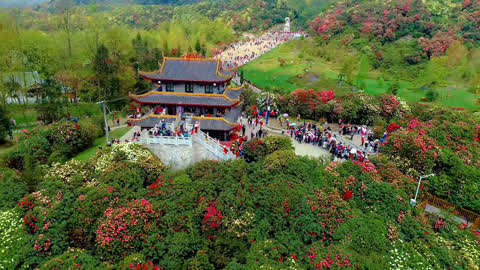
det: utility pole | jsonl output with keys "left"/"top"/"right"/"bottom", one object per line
{"left": 266, "top": 91, "right": 270, "bottom": 126}
{"left": 100, "top": 101, "right": 110, "bottom": 146}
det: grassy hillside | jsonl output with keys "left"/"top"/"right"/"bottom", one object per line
{"left": 241, "top": 0, "right": 480, "bottom": 110}
{"left": 241, "top": 38, "right": 480, "bottom": 109}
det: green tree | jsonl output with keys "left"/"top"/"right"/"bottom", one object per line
{"left": 0, "top": 105, "right": 10, "bottom": 142}
{"left": 93, "top": 44, "right": 120, "bottom": 101}
{"left": 425, "top": 89, "right": 438, "bottom": 102}
{"left": 388, "top": 81, "right": 400, "bottom": 95}
{"left": 195, "top": 39, "right": 202, "bottom": 54}
{"left": 36, "top": 72, "right": 64, "bottom": 124}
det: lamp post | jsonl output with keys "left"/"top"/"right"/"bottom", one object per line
{"left": 410, "top": 173, "right": 435, "bottom": 206}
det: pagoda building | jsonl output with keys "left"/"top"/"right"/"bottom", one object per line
{"left": 127, "top": 57, "right": 243, "bottom": 141}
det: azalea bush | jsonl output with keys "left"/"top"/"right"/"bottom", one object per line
{"left": 0, "top": 169, "right": 27, "bottom": 210}
{"left": 242, "top": 138, "right": 268, "bottom": 162}
{"left": 5, "top": 121, "right": 101, "bottom": 170}
{"left": 94, "top": 143, "right": 164, "bottom": 173}
{"left": 96, "top": 199, "right": 159, "bottom": 260}
{"left": 0, "top": 208, "right": 32, "bottom": 269}
{"left": 2, "top": 106, "right": 480, "bottom": 269}
{"left": 382, "top": 120, "right": 440, "bottom": 174}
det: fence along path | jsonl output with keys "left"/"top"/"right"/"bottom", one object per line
{"left": 419, "top": 192, "right": 480, "bottom": 231}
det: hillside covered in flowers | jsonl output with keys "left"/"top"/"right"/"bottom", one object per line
{"left": 1, "top": 102, "right": 480, "bottom": 269}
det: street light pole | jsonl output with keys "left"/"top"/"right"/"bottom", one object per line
{"left": 98, "top": 100, "right": 110, "bottom": 146}
{"left": 410, "top": 173, "right": 435, "bottom": 206}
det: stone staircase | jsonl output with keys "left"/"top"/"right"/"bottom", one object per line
{"left": 192, "top": 130, "right": 236, "bottom": 161}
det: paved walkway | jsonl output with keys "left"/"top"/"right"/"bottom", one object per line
{"left": 215, "top": 30, "right": 305, "bottom": 69}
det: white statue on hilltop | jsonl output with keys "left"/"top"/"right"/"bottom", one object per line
{"left": 284, "top": 17, "right": 290, "bottom": 32}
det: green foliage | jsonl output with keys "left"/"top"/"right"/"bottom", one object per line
{"left": 0, "top": 106, "right": 10, "bottom": 142}
{"left": 39, "top": 248, "right": 101, "bottom": 269}
{"left": 5, "top": 121, "right": 101, "bottom": 171}
{"left": 334, "top": 213, "right": 390, "bottom": 265}
{"left": 0, "top": 208, "right": 32, "bottom": 269}
{"left": 242, "top": 138, "right": 268, "bottom": 163}
{"left": 425, "top": 89, "right": 439, "bottom": 102}
{"left": 0, "top": 168, "right": 27, "bottom": 210}
{"left": 35, "top": 75, "right": 64, "bottom": 124}
{"left": 388, "top": 81, "right": 400, "bottom": 96}
{"left": 261, "top": 136, "right": 294, "bottom": 153}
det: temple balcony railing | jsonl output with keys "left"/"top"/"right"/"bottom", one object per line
{"left": 138, "top": 136, "right": 192, "bottom": 146}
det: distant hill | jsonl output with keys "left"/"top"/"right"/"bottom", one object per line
{"left": 47, "top": 0, "right": 201, "bottom": 5}
{"left": 0, "top": 0, "right": 47, "bottom": 8}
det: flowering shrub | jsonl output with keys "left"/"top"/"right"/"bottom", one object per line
{"left": 242, "top": 138, "right": 268, "bottom": 162}
{"left": 45, "top": 160, "right": 94, "bottom": 184}
{"left": 263, "top": 150, "right": 297, "bottom": 171}
{"left": 201, "top": 201, "right": 223, "bottom": 230}
{"left": 130, "top": 260, "right": 163, "bottom": 270}
{"left": 96, "top": 198, "right": 158, "bottom": 259}
{"left": 2, "top": 101, "right": 479, "bottom": 269}
{"left": 5, "top": 121, "right": 101, "bottom": 169}
{"left": 0, "top": 208, "right": 30, "bottom": 269}
{"left": 94, "top": 143, "right": 162, "bottom": 172}
{"left": 379, "top": 94, "right": 401, "bottom": 119}
{"left": 309, "top": 8, "right": 344, "bottom": 36}
{"left": 288, "top": 89, "right": 336, "bottom": 119}
{"left": 383, "top": 121, "right": 439, "bottom": 173}
{"left": 306, "top": 244, "right": 352, "bottom": 269}
{"left": 261, "top": 136, "right": 294, "bottom": 154}
{"left": 388, "top": 240, "right": 432, "bottom": 269}
{"left": 307, "top": 190, "right": 352, "bottom": 242}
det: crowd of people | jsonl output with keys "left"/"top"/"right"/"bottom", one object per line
{"left": 286, "top": 121, "right": 381, "bottom": 161}
{"left": 215, "top": 30, "right": 305, "bottom": 69}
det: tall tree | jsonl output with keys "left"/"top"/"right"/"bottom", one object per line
{"left": 94, "top": 44, "right": 119, "bottom": 102}
{"left": 56, "top": 0, "right": 74, "bottom": 59}
{"left": 0, "top": 105, "right": 10, "bottom": 142}
{"left": 195, "top": 39, "right": 201, "bottom": 54}
{"left": 36, "top": 71, "right": 64, "bottom": 124}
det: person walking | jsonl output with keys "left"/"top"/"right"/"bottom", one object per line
{"left": 116, "top": 117, "right": 120, "bottom": 127}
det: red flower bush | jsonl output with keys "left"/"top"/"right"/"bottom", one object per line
{"left": 379, "top": 94, "right": 400, "bottom": 118}
{"left": 129, "top": 261, "right": 163, "bottom": 270}
{"left": 418, "top": 29, "right": 456, "bottom": 58}
{"left": 382, "top": 120, "right": 439, "bottom": 173}
{"left": 307, "top": 191, "right": 352, "bottom": 242}
{"left": 309, "top": 9, "right": 344, "bottom": 35}
{"left": 96, "top": 199, "right": 158, "bottom": 257}
{"left": 289, "top": 89, "right": 335, "bottom": 118}
{"left": 386, "top": 122, "right": 401, "bottom": 134}
{"left": 306, "top": 244, "right": 352, "bottom": 269}
{"left": 342, "top": 190, "right": 352, "bottom": 201}
{"left": 202, "top": 201, "right": 223, "bottom": 229}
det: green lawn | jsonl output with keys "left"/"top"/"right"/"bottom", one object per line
{"left": 241, "top": 40, "right": 480, "bottom": 110}
{"left": 0, "top": 140, "right": 16, "bottom": 162}
{"left": 6, "top": 102, "right": 104, "bottom": 127}
{"left": 73, "top": 126, "right": 131, "bottom": 161}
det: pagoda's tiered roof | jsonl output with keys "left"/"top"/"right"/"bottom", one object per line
{"left": 139, "top": 57, "right": 234, "bottom": 83}
{"left": 130, "top": 87, "right": 243, "bottom": 107}
{"left": 127, "top": 115, "right": 237, "bottom": 131}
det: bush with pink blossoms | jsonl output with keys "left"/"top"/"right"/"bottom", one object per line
{"left": 96, "top": 198, "right": 158, "bottom": 259}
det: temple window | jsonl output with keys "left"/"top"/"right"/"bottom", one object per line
{"left": 166, "top": 83, "right": 174, "bottom": 92}
{"left": 185, "top": 83, "right": 194, "bottom": 93}
{"left": 205, "top": 84, "right": 214, "bottom": 94}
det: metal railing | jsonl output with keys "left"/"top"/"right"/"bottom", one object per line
{"left": 193, "top": 130, "right": 235, "bottom": 160}
{"left": 419, "top": 192, "right": 480, "bottom": 231}
{"left": 139, "top": 136, "right": 192, "bottom": 146}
